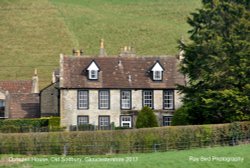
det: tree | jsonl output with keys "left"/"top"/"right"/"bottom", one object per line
{"left": 136, "top": 106, "right": 158, "bottom": 128}
{"left": 179, "top": 0, "right": 250, "bottom": 124}
{"left": 171, "top": 106, "right": 189, "bottom": 126}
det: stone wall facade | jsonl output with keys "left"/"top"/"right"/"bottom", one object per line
{"left": 60, "top": 89, "right": 182, "bottom": 129}
{"left": 40, "top": 82, "right": 59, "bottom": 117}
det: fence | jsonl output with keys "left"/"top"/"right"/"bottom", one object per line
{"left": 0, "top": 137, "right": 249, "bottom": 155}
{"left": 0, "top": 121, "right": 249, "bottom": 155}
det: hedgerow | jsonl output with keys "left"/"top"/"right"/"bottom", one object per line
{"left": 0, "top": 121, "right": 249, "bottom": 155}
{"left": 0, "top": 117, "right": 61, "bottom": 133}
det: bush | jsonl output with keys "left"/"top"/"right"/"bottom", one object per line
{"left": 0, "top": 122, "right": 249, "bottom": 155}
{"left": 0, "top": 118, "right": 48, "bottom": 128}
{"left": 115, "top": 127, "right": 132, "bottom": 130}
{"left": 48, "top": 117, "right": 60, "bottom": 127}
{"left": 48, "top": 117, "right": 61, "bottom": 131}
{"left": 136, "top": 106, "right": 158, "bottom": 128}
{"left": 0, "top": 117, "right": 63, "bottom": 133}
{"left": 77, "top": 124, "right": 95, "bottom": 131}
{"left": 69, "top": 124, "right": 96, "bottom": 131}
{"left": 172, "top": 107, "right": 189, "bottom": 126}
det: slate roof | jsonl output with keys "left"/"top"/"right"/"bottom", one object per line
{"left": 0, "top": 80, "right": 32, "bottom": 93}
{"left": 61, "top": 55, "right": 185, "bottom": 89}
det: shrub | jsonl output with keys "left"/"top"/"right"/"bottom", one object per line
{"left": 136, "top": 106, "right": 158, "bottom": 128}
{"left": 0, "top": 118, "right": 48, "bottom": 128}
{"left": 48, "top": 117, "right": 60, "bottom": 127}
{"left": 48, "top": 117, "right": 61, "bottom": 131}
{"left": 0, "top": 117, "right": 63, "bottom": 133}
{"left": 77, "top": 124, "right": 95, "bottom": 131}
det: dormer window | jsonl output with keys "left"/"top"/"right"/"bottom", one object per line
{"left": 153, "top": 71, "right": 162, "bottom": 80}
{"left": 87, "top": 60, "right": 100, "bottom": 80}
{"left": 90, "top": 70, "right": 98, "bottom": 79}
{"left": 151, "top": 61, "right": 164, "bottom": 81}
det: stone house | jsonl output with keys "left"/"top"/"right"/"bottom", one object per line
{"left": 40, "top": 69, "right": 60, "bottom": 117}
{"left": 58, "top": 41, "right": 186, "bottom": 130}
{"left": 0, "top": 70, "right": 40, "bottom": 119}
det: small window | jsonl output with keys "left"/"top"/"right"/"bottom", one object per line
{"left": 121, "top": 90, "right": 131, "bottom": 109}
{"left": 89, "top": 70, "right": 98, "bottom": 80}
{"left": 99, "top": 116, "right": 110, "bottom": 130}
{"left": 151, "top": 62, "right": 164, "bottom": 81}
{"left": 0, "top": 100, "right": 5, "bottom": 108}
{"left": 163, "top": 90, "right": 174, "bottom": 109}
{"left": 87, "top": 61, "right": 100, "bottom": 80}
{"left": 153, "top": 71, "right": 162, "bottom": 80}
{"left": 99, "top": 90, "right": 110, "bottom": 109}
{"left": 120, "top": 116, "right": 132, "bottom": 128}
{"left": 78, "top": 90, "right": 89, "bottom": 109}
{"left": 163, "top": 116, "right": 172, "bottom": 126}
{"left": 77, "top": 116, "right": 89, "bottom": 125}
{"left": 143, "top": 90, "right": 153, "bottom": 108}
{"left": 0, "top": 100, "right": 5, "bottom": 118}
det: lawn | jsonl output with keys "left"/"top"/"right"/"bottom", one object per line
{"left": 0, "top": 144, "right": 249, "bottom": 168}
{"left": 0, "top": 0, "right": 201, "bottom": 87}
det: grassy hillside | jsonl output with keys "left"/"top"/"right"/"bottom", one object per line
{"left": 0, "top": 0, "right": 201, "bottom": 87}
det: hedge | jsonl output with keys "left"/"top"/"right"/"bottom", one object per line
{"left": 0, "top": 121, "right": 249, "bottom": 155}
{"left": 0, "top": 117, "right": 61, "bottom": 133}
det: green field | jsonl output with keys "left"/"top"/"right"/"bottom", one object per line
{"left": 0, "top": 144, "right": 249, "bottom": 168}
{"left": 0, "top": 0, "right": 201, "bottom": 87}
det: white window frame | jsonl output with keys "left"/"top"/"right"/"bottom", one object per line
{"left": 120, "top": 116, "right": 132, "bottom": 128}
{"left": 89, "top": 70, "right": 98, "bottom": 80}
{"left": 143, "top": 90, "right": 153, "bottom": 108}
{"left": 163, "top": 90, "right": 174, "bottom": 109}
{"left": 153, "top": 70, "right": 162, "bottom": 80}
{"left": 78, "top": 90, "right": 88, "bottom": 109}
{"left": 163, "top": 116, "right": 172, "bottom": 126}
{"left": 77, "top": 116, "right": 89, "bottom": 125}
{"left": 121, "top": 90, "right": 131, "bottom": 109}
{"left": 99, "top": 90, "right": 110, "bottom": 109}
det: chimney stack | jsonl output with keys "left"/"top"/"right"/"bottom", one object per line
{"left": 99, "top": 39, "right": 106, "bottom": 56}
{"left": 128, "top": 75, "right": 132, "bottom": 83}
{"left": 32, "top": 68, "right": 39, "bottom": 93}
{"left": 119, "top": 45, "right": 135, "bottom": 57}
{"left": 72, "top": 48, "right": 83, "bottom": 56}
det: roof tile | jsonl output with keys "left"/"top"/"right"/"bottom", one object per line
{"left": 0, "top": 80, "right": 32, "bottom": 93}
{"left": 61, "top": 56, "right": 185, "bottom": 89}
